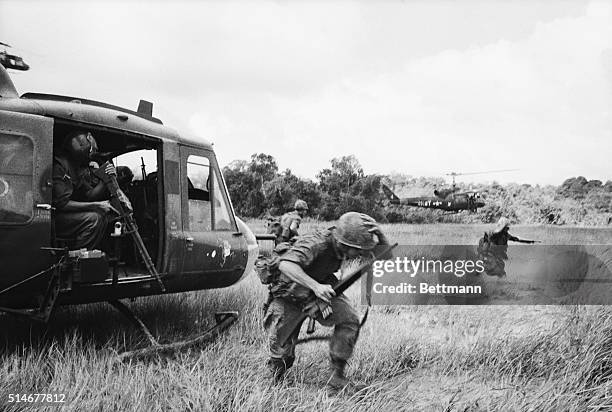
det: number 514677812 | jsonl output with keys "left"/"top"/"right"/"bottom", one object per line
{"left": 7, "top": 393, "right": 66, "bottom": 403}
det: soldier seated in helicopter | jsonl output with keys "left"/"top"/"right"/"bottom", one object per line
{"left": 52, "top": 130, "right": 119, "bottom": 250}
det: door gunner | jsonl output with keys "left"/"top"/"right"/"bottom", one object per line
{"left": 52, "top": 130, "right": 118, "bottom": 249}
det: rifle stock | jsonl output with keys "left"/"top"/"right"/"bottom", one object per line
{"left": 277, "top": 242, "right": 397, "bottom": 346}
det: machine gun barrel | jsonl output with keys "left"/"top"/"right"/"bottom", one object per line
{"left": 140, "top": 157, "right": 148, "bottom": 209}
{"left": 95, "top": 162, "right": 165, "bottom": 292}
{"left": 278, "top": 242, "right": 397, "bottom": 346}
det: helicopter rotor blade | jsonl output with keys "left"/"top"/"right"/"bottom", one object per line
{"left": 445, "top": 169, "right": 519, "bottom": 177}
{"left": 0, "top": 42, "right": 12, "bottom": 48}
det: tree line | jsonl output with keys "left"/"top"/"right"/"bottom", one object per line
{"left": 222, "top": 153, "right": 612, "bottom": 225}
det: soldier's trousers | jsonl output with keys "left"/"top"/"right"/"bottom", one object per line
{"left": 55, "top": 211, "right": 108, "bottom": 250}
{"left": 483, "top": 254, "right": 507, "bottom": 277}
{"left": 264, "top": 294, "right": 360, "bottom": 362}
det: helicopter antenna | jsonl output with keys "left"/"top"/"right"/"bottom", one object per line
{"left": 445, "top": 169, "right": 519, "bottom": 190}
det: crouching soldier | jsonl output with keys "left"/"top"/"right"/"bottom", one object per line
{"left": 263, "top": 212, "right": 391, "bottom": 390}
{"left": 277, "top": 199, "right": 309, "bottom": 244}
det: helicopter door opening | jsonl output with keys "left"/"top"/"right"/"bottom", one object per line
{"left": 50, "top": 125, "right": 163, "bottom": 280}
{"left": 112, "top": 148, "right": 161, "bottom": 274}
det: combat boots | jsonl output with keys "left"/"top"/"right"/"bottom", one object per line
{"left": 327, "top": 356, "right": 368, "bottom": 393}
{"left": 327, "top": 356, "right": 350, "bottom": 390}
{"left": 266, "top": 357, "right": 294, "bottom": 385}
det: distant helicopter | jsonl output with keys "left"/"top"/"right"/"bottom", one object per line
{"left": 0, "top": 42, "right": 30, "bottom": 71}
{"left": 382, "top": 170, "right": 517, "bottom": 213}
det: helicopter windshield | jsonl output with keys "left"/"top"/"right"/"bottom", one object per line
{"left": 186, "top": 154, "right": 233, "bottom": 231}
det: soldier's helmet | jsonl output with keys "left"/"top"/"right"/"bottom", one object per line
{"left": 116, "top": 166, "right": 134, "bottom": 187}
{"left": 333, "top": 212, "right": 377, "bottom": 250}
{"left": 294, "top": 199, "right": 308, "bottom": 211}
{"left": 65, "top": 130, "right": 98, "bottom": 163}
{"left": 493, "top": 217, "right": 510, "bottom": 234}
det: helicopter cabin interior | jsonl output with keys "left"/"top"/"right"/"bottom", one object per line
{"left": 48, "top": 120, "right": 238, "bottom": 284}
{"left": 51, "top": 121, "right": 165, "bottom": 279}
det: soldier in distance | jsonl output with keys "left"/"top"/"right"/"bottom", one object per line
{"left": 276, "top": 199, "right": 309, "bottom": 244}
{"left": 478, "top": 217, "right": 537, "bottom": 277}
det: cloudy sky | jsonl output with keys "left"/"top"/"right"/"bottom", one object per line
{"left": 1, "top": 0, "right": 611, "bottom": 185}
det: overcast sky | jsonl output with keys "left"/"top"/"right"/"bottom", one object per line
{"left": 1, "top": 0, "right": 611, "bottom": 185}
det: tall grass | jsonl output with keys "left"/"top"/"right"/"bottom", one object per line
{"left": 1, "top": 222, "right": 611, "bottom": 411}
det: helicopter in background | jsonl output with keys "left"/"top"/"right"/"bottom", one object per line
{"left": 382, "top": 170, "right": 517, "bottom": 213}
{"left": 0, "top": 42, "right": 30, "bottom": 71}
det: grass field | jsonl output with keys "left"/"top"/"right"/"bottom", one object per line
{"left": 1, "top": 222, "right": 612, "bottom": 411}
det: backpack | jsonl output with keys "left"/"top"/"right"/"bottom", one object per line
{"left": 254, "top": 241, "right": 291, "bottom": 285}
{"left": 265, "top": 216, "right": 282, "bottom": 238}
{"left": 255, "top": 241, "right": 313, "bottom": 305}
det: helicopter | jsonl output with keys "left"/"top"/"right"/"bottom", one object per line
{"left": 0, "top": 42, "right": 30, "bottom": 71}
{"left": 382, "top": 170, "right": 517, "bottom": 213}
{"left": 0, "top": 63, "right": 263, "bottom": 349}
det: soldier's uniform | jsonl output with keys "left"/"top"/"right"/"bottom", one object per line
{"left": 264, "top": 229, "right": 360, "bottom": 368}
{"left": 478, "top": 218, "right": 534, "bottom": 277}
{"left": 278, "top": 210, "right": 302, "bottom": 244}
{"left": 52, "top": 154, "right": 108, "bottom": 249}
{"left": 488, "top": 230, "right": 520, "bottom": 260}
{"left": 263, "top": 212, "right": 391, "bottom": 389}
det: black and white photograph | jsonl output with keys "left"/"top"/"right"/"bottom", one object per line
{"left": 1, "top": 1, "right": 611, "bottom": 410}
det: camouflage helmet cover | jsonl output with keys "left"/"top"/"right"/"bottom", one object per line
{"left": 333, "top": 212, "right": 377, "bottom": 250}
{"left": 294, "top": 199, "right": 308, "bottom": 211}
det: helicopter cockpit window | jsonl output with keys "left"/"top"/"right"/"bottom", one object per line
{"left": 112, "top": 149, "right": 159, "bottom": 207}
{"left": 0, "top": 134, "right": 33, "bottom": 223}
{"left": 113, "top": 149, "right": 158, "bottom": 184}
{"left": 187, "top": 155, "right": 212, "bottom": 232}
{"left": 211, "top": 170, "right": 232, "bottom": 231}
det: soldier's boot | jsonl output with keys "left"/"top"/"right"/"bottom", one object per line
{"left": 327, "top": 357, "right": 351, "bottom": 390}
{"left": 266, "top": 357, "right": 294, "bottom": 385}
{"left": 327, "top": 357, "right": 368, "bottom": 393}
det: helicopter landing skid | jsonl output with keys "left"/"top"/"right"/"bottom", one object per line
{"left": 112, "top": 304, "right": 239, "bottom": 362}
{"left": 108, "top": 299, "right": 159, "bottom": 346}
{"left": 0, "top": 262, "right": 65, "bottom": 322}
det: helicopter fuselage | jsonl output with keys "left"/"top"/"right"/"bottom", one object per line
{"left": 395, "top": 195, "right": 485, "bottom": 212}
{"left": 0, "top": 64, "right": 258, "bottom": 312}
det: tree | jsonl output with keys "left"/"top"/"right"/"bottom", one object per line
{"left": 263, "top": 169, "right": 322, "bottom": 216}
{"left": 317, "top": 155, "right": 364, "bottom": 195}
{"left": 248, "top": 153, "right": 278, "bottom": 182}
{"left": 315, "top": 155, "right": 390, "bottom": 220}
{"left": 223, "top": 162, "right": 267, "bottom": 217}
{"left": 223, "top": 153, "right": 279, "bottom": 217}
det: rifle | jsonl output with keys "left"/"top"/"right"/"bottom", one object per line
{"left": 140, "top": 157, "right": 148, "bottom": 210}
{"left": 278, "top": 242, "right": 398, "bottom": 346}
{"left": 95, "top": 161, "right": 166, "bottom": 292}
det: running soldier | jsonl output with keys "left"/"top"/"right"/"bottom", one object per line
{"left": 478, "top": 217, "right": 537, "bottom": 277}
{"left": 276, "top": 199, "right": 309, "bottom": 244}
{"left": 263, "top": 212, "right": 391, "bottom": 390}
